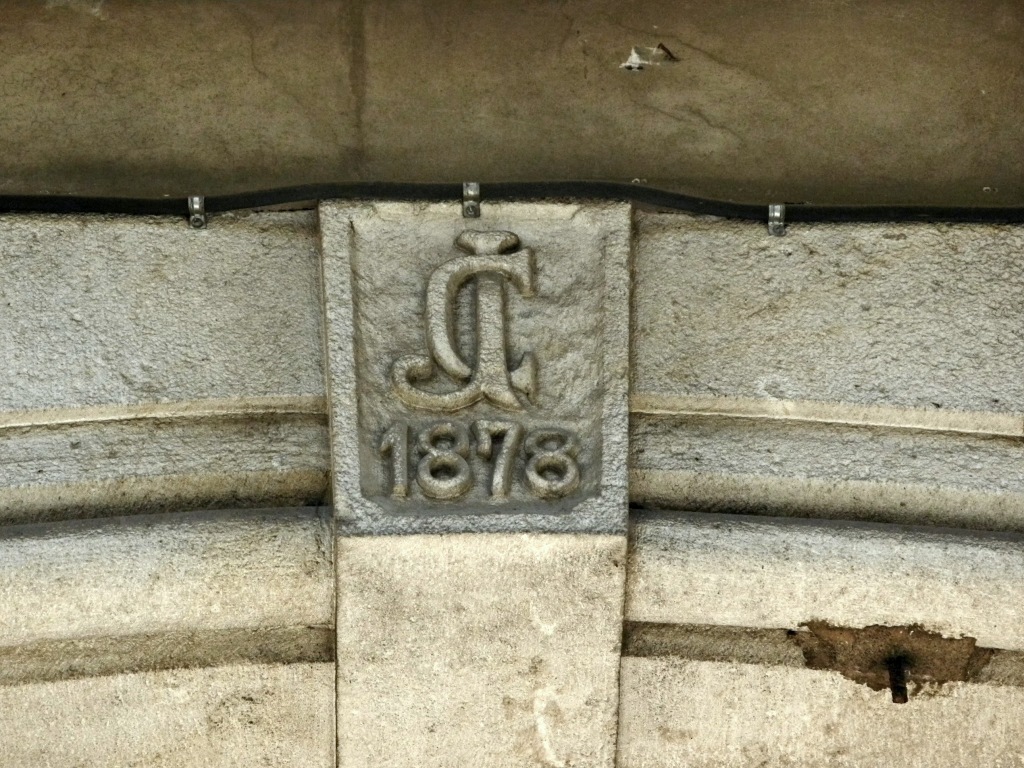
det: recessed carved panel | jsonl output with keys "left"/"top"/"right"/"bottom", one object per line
{"left": 320, "top": 202, "right": 630, "bottom": 533}
{"left": 356, "top": 225, "right": 602, "bottom": 510}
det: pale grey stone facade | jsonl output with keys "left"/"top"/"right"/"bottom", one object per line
{"left": 2, "top": 203, "right": 1024, "bottom": 765}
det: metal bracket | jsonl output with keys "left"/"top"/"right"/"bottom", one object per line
{"left": 767, "top": 203, "right": 785, "bottom": 236}
{"left": 188, "top": 196, "right": 206, "bottom": 229}
{"left": 462, "top": 183, "right": 481, "bottom": 218}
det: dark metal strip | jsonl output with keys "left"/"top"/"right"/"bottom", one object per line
{"left": 1, "top": 182, "right": 1023, "bottom": 223}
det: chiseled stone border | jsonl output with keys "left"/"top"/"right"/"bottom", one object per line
{"left": 318, "top": 201, "right": 631, "bottom": 536}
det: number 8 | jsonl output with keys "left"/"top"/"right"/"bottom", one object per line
{"left": 524, "top": 428, "right": 581, "bottom": 499}
{"left": 416, "top": 422, "right": 473, "bottom": 500}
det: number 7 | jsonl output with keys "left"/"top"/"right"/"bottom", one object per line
{"left": 473, "top": 421, "right": 524, "bottom": 498}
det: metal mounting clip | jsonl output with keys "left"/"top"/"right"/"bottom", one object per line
{"left": 462, "top": 183, "right": 481, "bottom": 218}
{"left": 768, "top": 203, "right": 785, "bottom": 236}
{"left": 188, "top": 196, "right": 206, "bottom": 229}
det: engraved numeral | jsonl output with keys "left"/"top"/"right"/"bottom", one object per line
{"left": 524, "top": 428, "right": 581, "bottom": 499}
{"left": 473, "top": 420, "right": 525, "bottom": 499}
{"left": 379, "top": 420, "right": 582, "bottom": 500}
{"left": 378, "top": 422, "right": 409, "bottom": 498}
{"left": 416, "top": 421, "right": 473, "bottom": 500}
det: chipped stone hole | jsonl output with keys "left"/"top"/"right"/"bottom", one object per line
{"left": 794, "top": 622, "right": 993, "bottom": 704}
{"left": 620, "top": 43, "right": 678, "bottom": 71}
{"left": 623, "top": 621, "right": 997, "bottom": 704}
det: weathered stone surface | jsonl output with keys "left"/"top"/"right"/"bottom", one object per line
{"left": 0, "top": 1, "right": 357, "bottom": 199}
{"left": 322, "top": 201, "right": 631, "bottom": 767}
{"left": 0, "top": 508, "right": 333, "bottom": 648}
{"left": 632, "top": 213, "right": 1024, "bottom": 529}
{"left": 630, "top": 419, "right": 1024, "bottom": 531}
{"left": 0, "top": 413, "right": 330, "bottom": 525}
{"left": 336, "top": 533, "right": 626, "bottom": 768}
{"left": 0, "top": 211, "right": 328, "bottom": 520}
{"left": 0, "top": 211, "right": 322, "bottom": 411}
{"left": 622, "top": 622, "right": 807, "bottom": 669}
{"left": 4, "top": 201, "right": 1024, "bottom": 766}
{"left": 0, "top": 663, "right": 335, "bottom": 768}
{"left": 618, "top": 658, "right": 1024, "bottom": 767}
{"left": 6, "top": 208, "right": 1024, "bottom": 532}
{"left": 621, "top": 620, "right": 1024, "bottom": 688}
{"left": 635, "top": 215, "right": 1024, "bottom": 411}
{"left": 628, "top": 512, "right": 1024, "bottom": 651}
{"left": 1, "top": 2, "right": 1021, "bottom": 207}
{"left": 0, "top": 625, "right": 334, "bottom": 687}
{"left": 319, "top": 201, "right": 631, "bottom": 535}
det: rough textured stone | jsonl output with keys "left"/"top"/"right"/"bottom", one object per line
{"left": 0, "top": 1, "right": 357, "bottom": 198}
{"left": 6, "top": 208, "right": 1024, "bottom": 531}
{"left": 0, "top": 210, "right": 328, "bottom": 520}
{"left": 2, "top": 201, "right": 1024, "bottom": 767}
{"left": 0, "top": 663, "right": 335, "bottom": 768}
{"left": 323, "top": 201, "right": 631, "bottom": 767}
{"left": 0, "top": 626, "right": 334, "bottom": 686}
{"left": 633, "top": 418, "right": 1024, "bottom": 494}
{"left": 628, "top": 512, "right": 1024, "bottom": 651}
{"left": 633, "top": 469, "right": 1024, "bottom": 538}
{"left": 0, "top": 507, "right": 333, "bottom": 648}
{"left": 336, "top": 533, "right": 626, "bottom": 768}
{"left": 0, "top": 211, "right": 323, "bottom": 411}
{"left": 0, "top": 414, "right": 330, "bottom": 525}
{"left": 630, "top": 419, "right": 1024, "bottom": 531}
{"left": 632, "top": 213, "right": 1024, "bottom": 529}
{"left": 622, "top": 622, "right": 807, "bottom": 669}
{"left": 621, "top": 620, "right": 1024, "bottom": 688}
{"left": 319, "top": 201, "right": 631, "bottom": 535}
{"left": 618, "top": 658, "right": 1024, "bottom": 767}
{"left": 634, "top": 215, "right": 1024, "bottom": 415}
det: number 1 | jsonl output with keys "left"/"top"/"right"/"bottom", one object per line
{"left": 378, "top": 422, "right": 409, "bottom": 498}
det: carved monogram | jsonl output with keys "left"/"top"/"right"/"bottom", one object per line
{"left": 390, "top": 230, "right": 537, "bottom": 412}
{"left": 326, "top": 202, "right": 624, "bottom": 518}
{"left": 363, "top": 225, "right": 599, "bottom": 504}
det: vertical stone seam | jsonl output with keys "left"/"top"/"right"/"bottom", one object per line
{"left": 316, "top": 206, "right": 342, "bottom": 768}
{"left": 610, "top": 205, "right": 638, "bottom": 768}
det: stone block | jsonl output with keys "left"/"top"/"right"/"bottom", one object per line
{"left": 618, "top": 657, "right": 1024, "bottom": 767}
{"left": 0, "top": 211, "right": 322, "bottom": 412}
{"left": 0, "top": 663, "right": 335, "bottom": 768}
{"left": 0, "top": 508, "right": 333, "bottom": 649}
{"left": 336, "top": 533, "right": 626, "bottom": 768}
{"left": 0, "top": 211, "right": 327, "bottom": 520}
{"left": 632, "top": 213, "right": 1024, "bottom": 529}
{"left": 319, "top": 201, "right": 631, "bottom": 535}
{"left": 321, "top": 201, "right": 632, "bottom": 767}
{"left": 628, "top": 512, "right": 1024, "bottom": 650}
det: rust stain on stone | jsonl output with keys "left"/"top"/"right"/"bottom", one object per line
{"left": 792, "top": 621, "right": 994, "bottom": 699}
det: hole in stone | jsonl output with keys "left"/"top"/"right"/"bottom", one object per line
{"left": 886, "top": 655, "right": 910, "bottom": 704}
{"left": 791, "top": 622, "right": 994, "bottom": 703}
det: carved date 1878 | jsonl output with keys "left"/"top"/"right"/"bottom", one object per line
{"left": 378, "top": 421, "right": 581, "bottom": 501}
